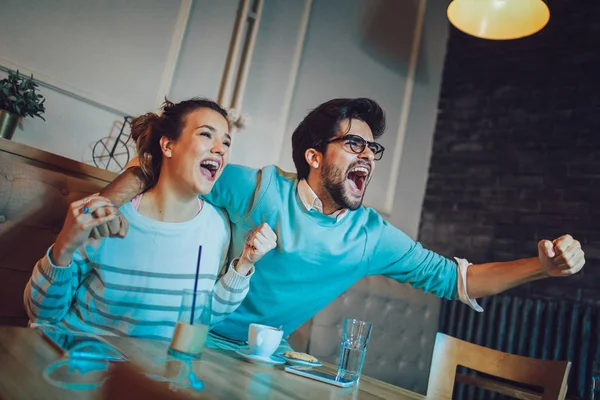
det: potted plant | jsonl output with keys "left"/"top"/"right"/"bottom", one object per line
{"left": 0, "top": 70, "right": 46, "bottom": 140}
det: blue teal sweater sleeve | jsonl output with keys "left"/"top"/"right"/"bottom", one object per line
{"left": 365, "top": 213, "right": 459, "bottom": 300}
{"left": 203, "top": 164, "right": 274, "bottom": 223}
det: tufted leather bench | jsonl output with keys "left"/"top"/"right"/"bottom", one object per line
{"left": 297, "top": 275, "right": 441, "bottom": 395}
{"left": 0, "top": 138, "right": 115, "bottom": 326}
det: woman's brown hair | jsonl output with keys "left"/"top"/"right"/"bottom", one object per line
{"left": 130, "top": 98, "right": 228, "bottom": 189}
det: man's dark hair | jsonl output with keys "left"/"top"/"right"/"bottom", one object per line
{"left": 291, "top": 98, "right": 386, "bottom": 179}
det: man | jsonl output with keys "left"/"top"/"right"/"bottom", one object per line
{"left": 98, "top": 98, "right": 585, "bottom": 348}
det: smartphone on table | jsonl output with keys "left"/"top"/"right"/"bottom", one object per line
{"left": 37, "top": 325, "right": 127, "bottom": 362}
{"left": 284, "top": 366, "right": 356, "bottom": 388}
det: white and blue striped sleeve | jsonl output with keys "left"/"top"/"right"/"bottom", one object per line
{"left": 211, "top": 260, "right": 253, "bottom": 325}
{"left": 23, "top": 245, "right": 91, "bottom": 324}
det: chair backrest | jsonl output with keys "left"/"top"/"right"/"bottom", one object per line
{"left": 427, "top": 333, "right": 571, "bottom": 400}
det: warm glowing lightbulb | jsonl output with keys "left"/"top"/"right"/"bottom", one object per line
{"left": 447, "top": 0, "right": 550, "bottom": 40}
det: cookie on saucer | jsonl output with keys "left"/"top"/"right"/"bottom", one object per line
{"left": 282, "top": 351, "right": 318, "bottom": 363}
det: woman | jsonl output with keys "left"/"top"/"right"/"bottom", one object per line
{"left": 24, "top": 98, "right": 276, "bottom": 341}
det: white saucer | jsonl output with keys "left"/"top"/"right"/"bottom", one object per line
{"left": 235, "top": 347, "right": 285, "bottom": 367}
{"left": 277, "top": 354, "right": 323, "bottom": 368}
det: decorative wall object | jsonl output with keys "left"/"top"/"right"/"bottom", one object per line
{"left": 92, "top": 116, "right": 132, "bottom": 172}
{"left": 0, "top": 70, "right": 45, "bottom": 139}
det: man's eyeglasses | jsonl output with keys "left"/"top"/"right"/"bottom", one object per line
{"left": 321, "top": 135, "right": 385, "bottom": 161}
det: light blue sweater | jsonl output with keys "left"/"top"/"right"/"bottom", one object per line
{"left": 25, "top": 201, "right": 252, "bottom": 341}
{"left": 206, "top": 165, "right": 458, "bottom": 341}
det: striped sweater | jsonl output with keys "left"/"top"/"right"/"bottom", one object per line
{"left": 23, "top": 200, "right": 252, "bottom": 341}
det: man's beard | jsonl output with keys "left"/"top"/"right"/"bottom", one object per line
{"left": 321, "top": 162, "right": 365, "bottom": 211}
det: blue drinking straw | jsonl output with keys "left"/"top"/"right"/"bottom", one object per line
{"left": 190, "top": 245, "right": 202, "bottom": 325}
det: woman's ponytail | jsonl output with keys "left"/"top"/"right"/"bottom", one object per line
{"left": 130, "top": 112, "right": 162, "bottom": 189}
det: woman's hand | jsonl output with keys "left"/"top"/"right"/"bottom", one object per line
{"left": 51, "top": 196, "right": 120, "bottom": 266}
{"left": 235, "top": 223, "right": 277, "bottom": 275}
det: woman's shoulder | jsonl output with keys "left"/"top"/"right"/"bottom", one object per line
{"left": 201, "top": 202, "right": 231, "bottom": 231}
{"left": 193, "top": 202, "right": 230, "bottom": 250}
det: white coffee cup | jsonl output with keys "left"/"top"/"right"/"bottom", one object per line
{"left": 248, "top": 323, "right": 283, "bottom": 357}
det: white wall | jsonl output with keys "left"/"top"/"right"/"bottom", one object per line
{"left": 174, "top": 0, "right": 450, "bottom": 238}
{"left": 1, "top": 0, "right": 449, "bottom": 238}
{"left": 390, "top": 0, "right": 451, "bottom": 239}
{"left": 278, "top": 0, "right": 409, "bottom": 216}
{"left": 0, "top": 0, "right": 179, "bottom": 114}
{"left": 229, "top": 0, "right": 308, "bottom": 167}
{"left": 0, "top": 0, "right": 184, "bottom": 170}
{"left": 0, "top": 66, "right": 124, "bottom": 166}
{"left": 169, "top": 0, "right": 239, "bottom": 102}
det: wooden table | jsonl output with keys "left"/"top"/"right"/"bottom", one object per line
{"left": 0, "top": 327, "right": 426, "bottom": 400}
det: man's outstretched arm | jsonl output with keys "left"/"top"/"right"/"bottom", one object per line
{"left": 99, "top": 166, "right": 148, "bottom": 207}
{"left": 465, "top": 234, "right": 585, "bottom": 299}
{"left": 90, "top": 164, "right": 149, "bottom": 238}
{"left": 371, "top": 226, "right": 585, "bottom": 308}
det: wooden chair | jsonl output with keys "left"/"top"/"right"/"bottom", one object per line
{"left": 426, "top": 333, "right": 571, "bottom": 400}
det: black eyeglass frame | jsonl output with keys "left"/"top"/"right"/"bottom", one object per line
{"left": 319, "top": 134, "right": 385, "bottom": 161}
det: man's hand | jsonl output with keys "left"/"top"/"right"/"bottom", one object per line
{"left": 538, "top": 234, "right": 585, "bottom": 277}
{"left": 235, "top": 223, "right": 277, "bottom": 275}
{"left": 89, "top": 212, "right": 129, "bottom": 239}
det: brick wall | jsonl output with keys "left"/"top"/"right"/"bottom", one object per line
{"left": 419, "top": 0, "right": 600, "bottom": 303}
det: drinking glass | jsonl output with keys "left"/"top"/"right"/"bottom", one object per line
{"left": 37, "top": 325, "right": 120, "bottom": 391}
{"left": 337, "top": 318, "right": 373, "bottom": 381}
{"left": 168, "top": 289, "right": 212, "bottom": 358}
{"left": 144, "top": 356, "right": 205, "bottom": 390}
{"left": 43, "top": 358, "right": 110, "bottom": 390}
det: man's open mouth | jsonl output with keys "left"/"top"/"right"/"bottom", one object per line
{"left": 200, "top": 159, "right": 221, "bottom": 180}
{"left": 347, "top": 165, "right": 369, "bottom": 194}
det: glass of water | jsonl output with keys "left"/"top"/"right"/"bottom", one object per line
{"left": 591, "top": 360, "right": 600, "bottom": 400}
{"left": 337, "top": 318, "right": 373, "bottom": 382}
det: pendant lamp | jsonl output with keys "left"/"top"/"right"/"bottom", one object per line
{"left": 447, "top": 0, "right": 550, "bottom": 40}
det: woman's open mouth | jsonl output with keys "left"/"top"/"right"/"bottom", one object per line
{"left": 346, "top": 165, "right": 369, "bottom": 194}
{"left": 199, "top": 159, "right": 221, "bottom": 181}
